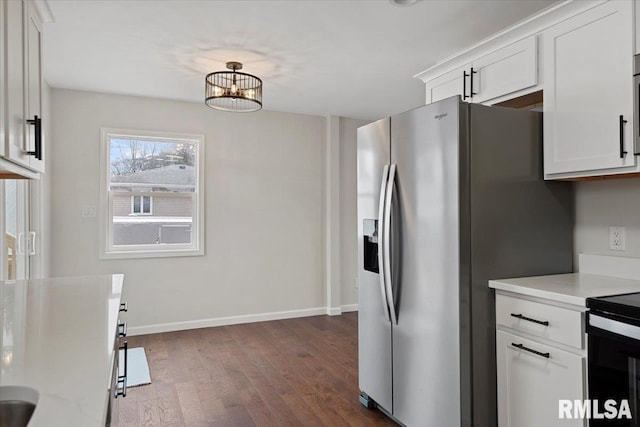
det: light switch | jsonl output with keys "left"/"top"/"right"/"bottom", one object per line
{"left": 82, "top": 205, "right": 96, "bottom": 218}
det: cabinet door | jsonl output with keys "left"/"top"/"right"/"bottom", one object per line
{"left": 496, "top": 330, "right": 585, "bottom": 427}
{"left": 472, "top": 36, "right": 538, "bottom": 104}
{"left": 24, "top": 0, "right": 44, "bottom": 173}
{"left": 5, "top": 0, "right": 30, "bottom": 169}
{"left": 544, "top": 1, "right": 636, "bottom": 177}
{"left": 424, "top": 64, "right": 469, "bottom": 104}
{"left": 0, "top": 1, "right": 5, "bottom": 159}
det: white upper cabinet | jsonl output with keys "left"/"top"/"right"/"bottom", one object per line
{"left": 0, "top": 0, "right": 4, "bottom": 160}
{"left": 24, "top": 0, "right": 44, "bottom": 173}
{"left": 636, "top": 0, "right": 640, "bottom": 55}
{"left": 5, "top": 0, "right": 30, "bottom": 170}
{"left": 472, "top": 36, "right": 538, "bottom": 104}
{"left": 424, "top": 63, "right": 470, "bottom": 104}
{"left": 544, "top": 0, "right": 636, "bottom": 179}
{"left": 421, "top": 36, "right": 538, "bottom": 105}
{"left": 0, "top": 0, "right": 45, "bottom": 178}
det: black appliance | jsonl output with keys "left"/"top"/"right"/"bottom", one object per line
{"left": 587, "top": 293, "right": 640, "bottom": 426}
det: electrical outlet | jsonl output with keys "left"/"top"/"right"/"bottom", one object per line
{"left": 610, "top": 226, "right": 626, "bottom": 251}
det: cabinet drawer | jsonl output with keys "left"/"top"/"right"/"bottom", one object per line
{"left": 496, "top": 330, "right": 585, "bottom": 427}
{"left": 496, "top": 294, "right": 583, "bottom": 349}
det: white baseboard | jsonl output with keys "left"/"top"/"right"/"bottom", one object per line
{"left": 326, "top": 306, "right": 342, "bottom": 316}
{"left": 341, "top": 304, "right": 358, "bottom": 313}
{"left": 128, "top": 305, "right": 359, "bottom": 336}
{"left": 326, "top": 304, "right": 359, "bottom": 316}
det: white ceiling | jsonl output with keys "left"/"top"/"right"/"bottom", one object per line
{"left": 44, "top": 0, "right": 557, "bottom": 121}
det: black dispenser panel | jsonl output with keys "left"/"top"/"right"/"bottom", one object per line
{"left": 363, "top": 219, "right": 379, "bottom": 274}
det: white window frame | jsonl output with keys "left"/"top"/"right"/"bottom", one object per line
{"left": 130, "top": 195, "right": 153, "bottom": 215}
{"left": 100, "top": 128, "right": 205, "bottom": 259}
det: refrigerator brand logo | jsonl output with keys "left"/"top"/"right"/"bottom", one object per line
{"left": 558, "top": 399, "right": 632, "bottom": 420}
{"left": 434, "top": 113, "right": 448, "bottom": 120}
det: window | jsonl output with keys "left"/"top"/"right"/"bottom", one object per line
{"left": 131, "top": 195, "right": 152, "bottom": 215}
{"left": 100, "top": 128, "right": 204, "bottom": 259}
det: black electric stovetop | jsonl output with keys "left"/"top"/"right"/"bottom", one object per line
{"left": 587, "top": 292, "right": 640, "bottom": 319}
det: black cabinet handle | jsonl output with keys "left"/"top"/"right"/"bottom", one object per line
{"left": 620, "top": 115, "right": 628, "bottom": 158}
{"left": 118, "top": 321, "right": 127, "bottom": 338}
{"left": 462, "top": 70, "right": 469, "bottom": 100}
{"left": 510, "top": 313, "right": 549, "bottom": 326}
{"left": 119, "top": 301, "right": 128, "bottom": 312}
{"left": 115, "top": 340, "right": 128, "bottom": 398}
{"left": 512, "top": 342, "right": 550, "bottom": 359}
{"left": 26, "top": 115, "right": 42, "bottom": 160}
{"left": 470, "top": 67, "right": 477, "bottom": 96}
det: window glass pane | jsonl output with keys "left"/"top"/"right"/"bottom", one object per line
{"left": 3, "top": 181, "right": 27, "bottom": 280}
{"left": 109, "top": 138, "right": 196, "bottom": 193}
{"left": 103, "top": 129, "right": 202, "bottom": 257}
{"left": 132, "top": 196, "right": 141, "bottom": 213}
{"left": 5, "top": 181, "right": 16, "bottom": 280}
{"left": 112, "top": 194, "right": 193, "bottom": 246}
{"left": 143, "top": 196, "right": 151, "bottom": 213}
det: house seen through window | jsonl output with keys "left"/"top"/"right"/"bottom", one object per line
{"left": 131, "top": 195, "right": 152, "bottom": 215}
{"left": 101, "top": 129, "right": 204, "bottom": 258}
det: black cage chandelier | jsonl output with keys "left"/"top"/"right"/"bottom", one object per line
{"left": 205, "top": 61, "right": 263, "bottom": 112}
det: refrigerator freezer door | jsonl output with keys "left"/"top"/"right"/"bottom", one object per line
{"left": 357, "top": 118, "right": 393, "bottom": 412}
{"left": 390, "top": 98, "right": 463, "bottom": 426}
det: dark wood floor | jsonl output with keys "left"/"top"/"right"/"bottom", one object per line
{"left": 119, "top": 312, "right": 397, "bottom": 427}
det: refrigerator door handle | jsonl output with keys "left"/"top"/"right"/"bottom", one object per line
{"left": 384, "top": 164, "right": 398, "bottom": 325}
{"left": 377, "top": 165, "right": 391, "bottom": 322}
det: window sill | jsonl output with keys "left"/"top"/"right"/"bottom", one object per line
{"left": 100, "top": 247, "right": 204, "bottom": 260}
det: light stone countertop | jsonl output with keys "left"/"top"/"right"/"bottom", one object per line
{"left": 489, "top": 273, "right": 640, "bottom": 307}
{"left": 0, "top": 274, "right": 124, "bottom": 427}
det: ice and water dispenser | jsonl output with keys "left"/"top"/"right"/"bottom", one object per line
{"left": 363, "top": 219, "right": 379, "bottom": 274}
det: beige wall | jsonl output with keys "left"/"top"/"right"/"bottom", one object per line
{"left": 575, "top": 177, "right": 640, "bottom": 260}
{"left": 33, "top": 82, "right": 53, "bottom": 279}
{"left": 339, "top": 117, "right": 369, "bottom": 307}
{"left": 50, "top": 89, "right": 329, "bottom": 332}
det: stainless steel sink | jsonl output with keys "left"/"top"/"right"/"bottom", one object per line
{"left": 0, "top": 386, "right": 39, "bottom": 427}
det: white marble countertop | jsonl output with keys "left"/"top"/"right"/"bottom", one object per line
{"left": 0, "top": 274, "right": 124, "bottom": 427}
{"left": 489, "top": 273, "right": 640, "bottom": 306}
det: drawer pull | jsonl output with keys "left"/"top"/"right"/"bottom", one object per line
{"left": 510, "top": 313, "right": 549, "bottom": 326}
{"left": 118, "top": 321, "right": 127, "bottom": 338}
{"left": 511, "top": 342, "right": 550, "bottom": 359}
{"left": 115, "top": 341, "right": 128, "bottom": 398}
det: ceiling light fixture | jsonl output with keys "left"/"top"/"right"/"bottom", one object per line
{"left": 205, "top": 61, "right": 262, "bottom": 112}
{"left": 389, "top": 0, "right": 419, "bottom": 6}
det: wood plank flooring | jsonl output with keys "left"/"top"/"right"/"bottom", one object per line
{"left": 119, "top": 312, "right": 397, "bottom": 427}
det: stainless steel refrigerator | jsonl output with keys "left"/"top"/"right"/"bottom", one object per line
{"left": 357, "top": 96, "right": 573, "bottom": 427}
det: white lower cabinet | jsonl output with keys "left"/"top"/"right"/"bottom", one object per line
{"left": 496, "top": 330, "right": 585, "bottom": 427}
{"left": 495, "top": 292, "right": 586, "bottom": 427}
